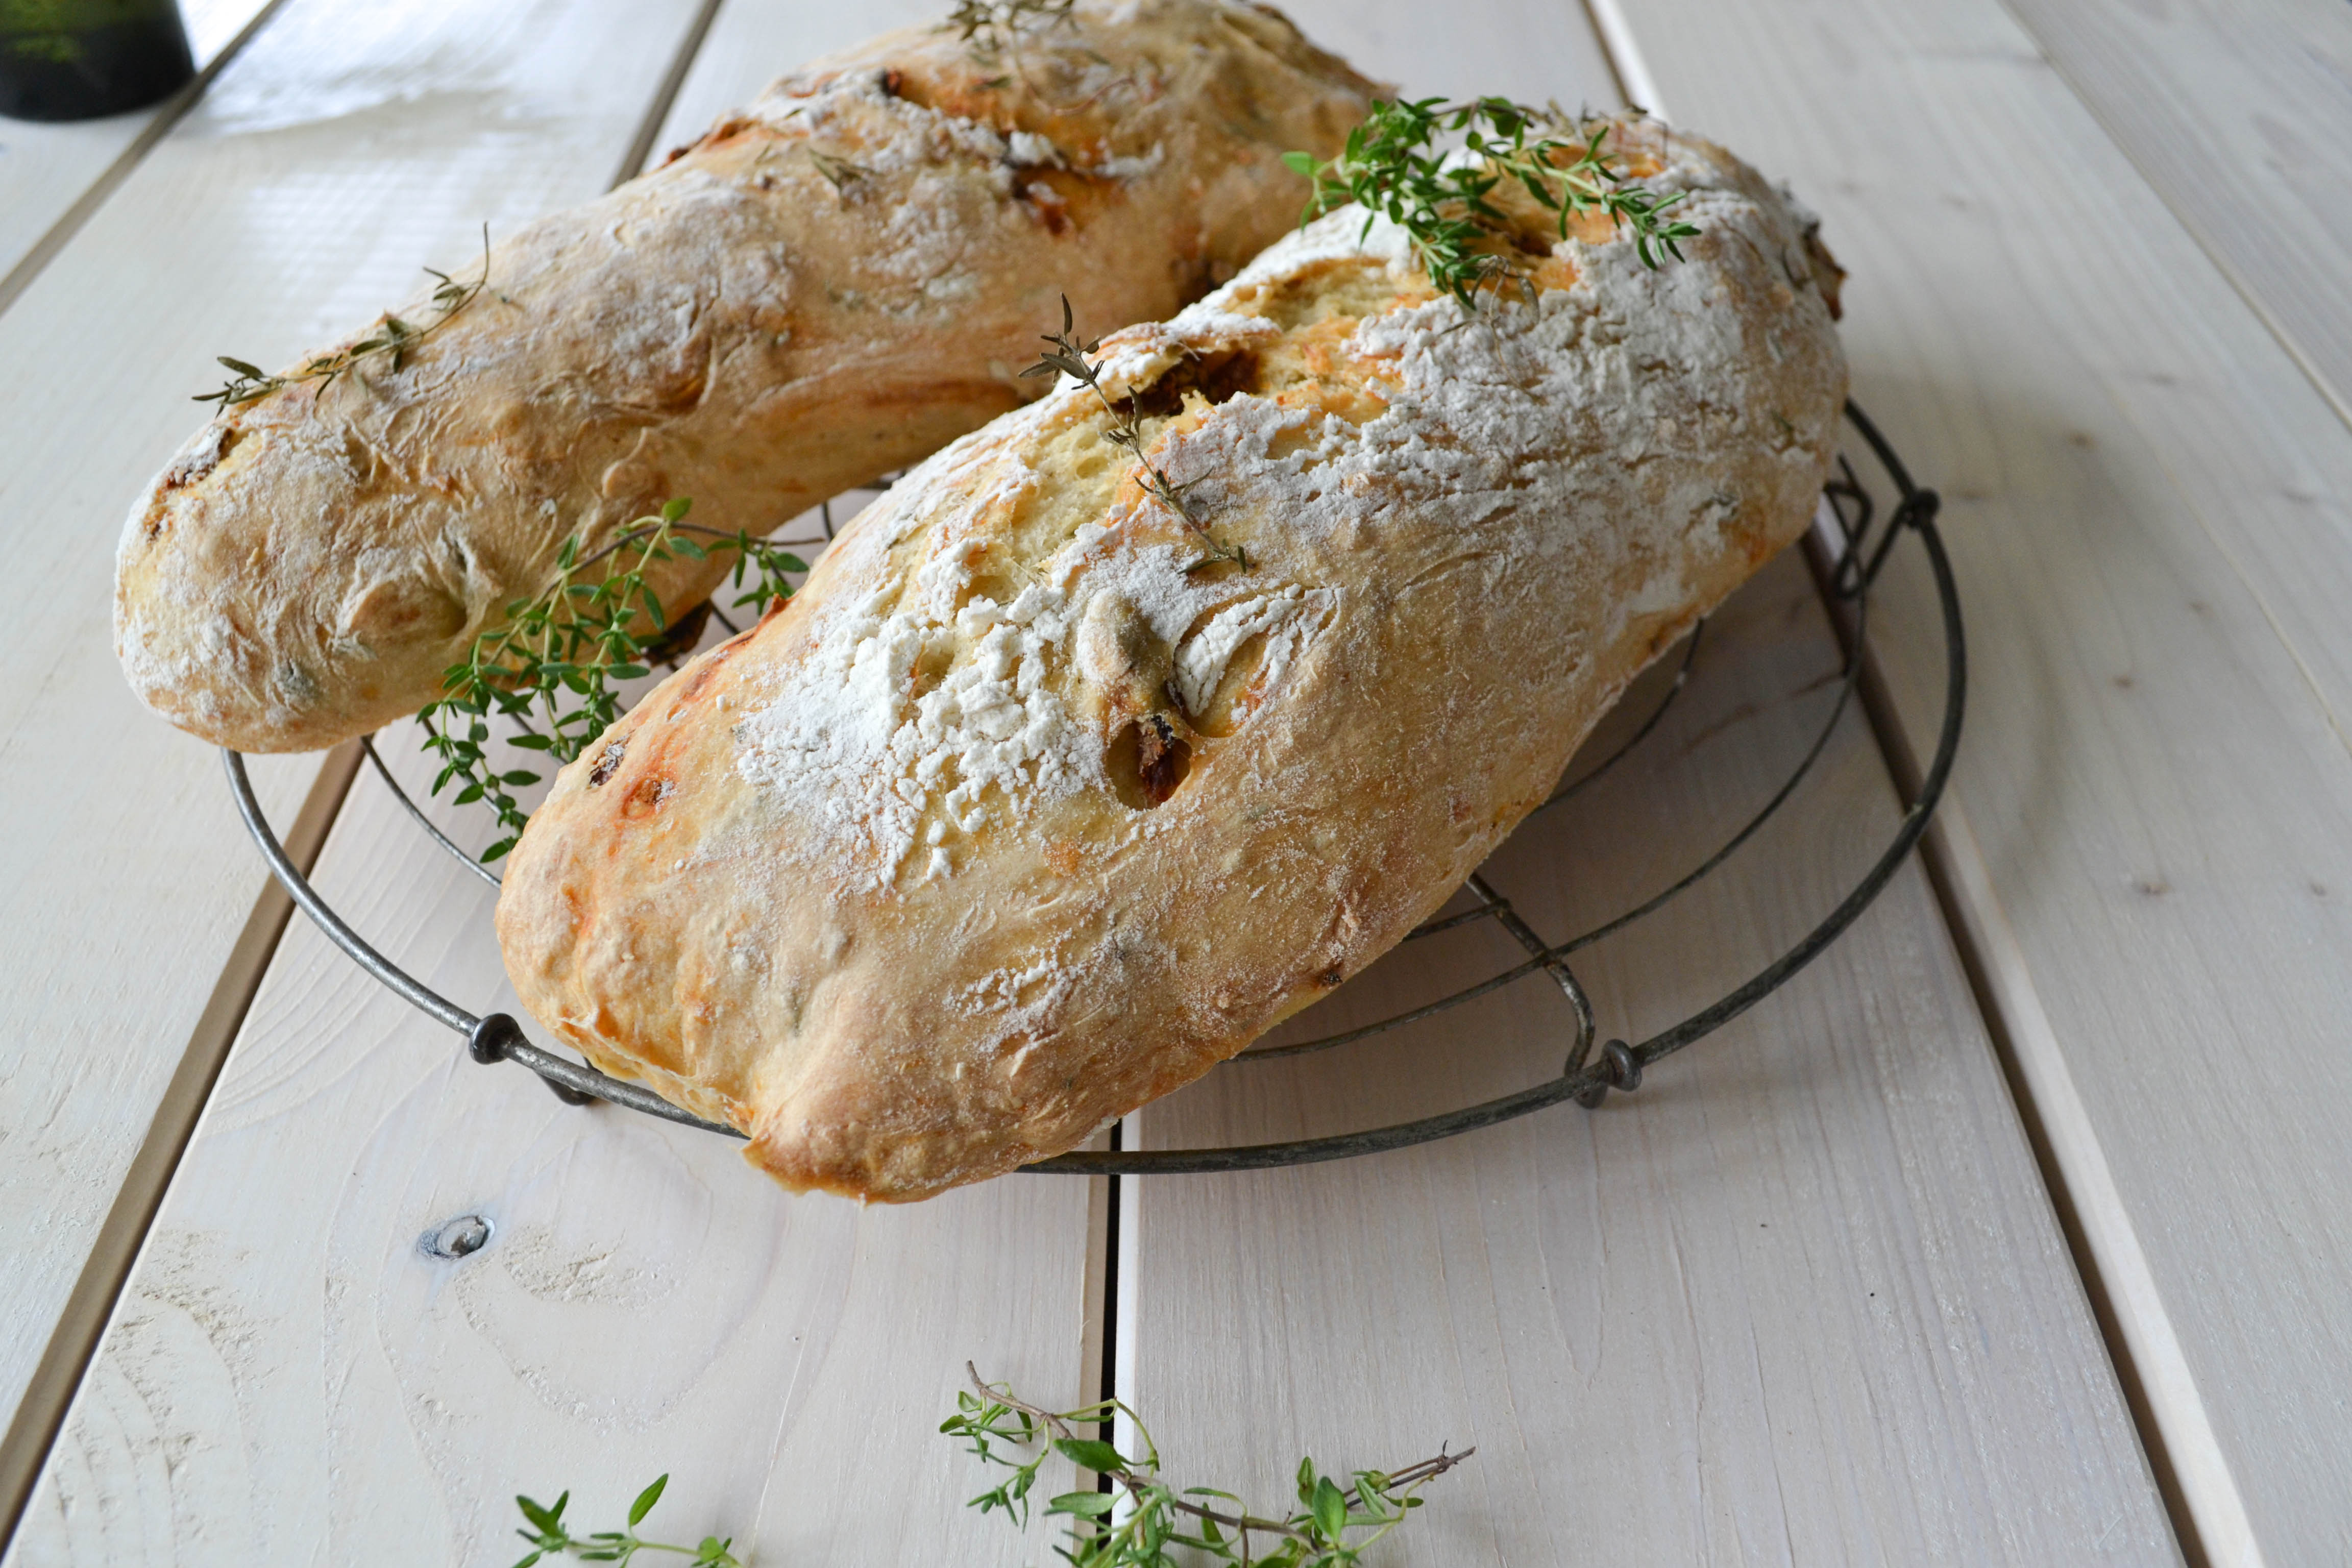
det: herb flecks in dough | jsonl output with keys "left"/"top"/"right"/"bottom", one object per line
{"left": 947, "top": 1364, "right": 1471, "bottom": 1565}
{"left": 806, "top": 146, "right": 875, "bottom": 193}
{"left": 509, "top": 1472, "right": 741, "bottom": 1567}
{"left": 194, "top": 226, "right": 492, "bottom": 407}
{"left": 1284, "top": 100, "right": 1701, "bottom": 311}
{"left": 1025, "top": 295, "right": 1248, "bottom": 573}
{"left": 418, "top": 499, "right": 806, "bottom": 862}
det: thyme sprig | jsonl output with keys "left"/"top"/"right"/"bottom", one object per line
{"left": 942, "top": 0, "right": 1076, "bottom": 65}
{"left": 1024, "top": 296, "right": 1247, "bottom": 573}
{"left": 417, "top": 499, "right": 806, "bottom": 861}
{"left": 1283, "top": 98, "right": 1700, "bottom": 311}
{"left": 946, "top": 1365, "right": 1469, "bottom": 1566}
{"left": 510, "top": 1473, "right": 741, "bottom": 1566}
{"left": 195, "top": 225, "right": 492, "bottom": 406}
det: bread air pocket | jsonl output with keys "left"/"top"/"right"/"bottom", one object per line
{"left": 1079, "top": 580, "right": 1334, "bottom": 807}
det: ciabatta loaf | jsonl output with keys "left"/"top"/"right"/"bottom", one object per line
{"left": 494, "top": 118, "right": 1848, "bottom": 1200}
{"left": 114, "top": 0, "right": 1378, "bottom": 753}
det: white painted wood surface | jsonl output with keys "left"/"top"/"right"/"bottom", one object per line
{"left": 1998, "top": 0, "right": 2352, "bottom": 431}
{"left": 1122, "top": 548, "right": 2175, "bottom": 1564}
{"left": 648, "top": 0, "right": 943, "bottom": 154}
{"left": 1283, "top": 0, "right": 1617, "bottom": 105}
{"left": 0, "top": 0, "right": 717, "bottom": 1533}
{"left": 1602, "top": 0, "right": 2352, "bottom": 1555}
{"left": 0, "top": 0, "right": 277, "bottom": 302}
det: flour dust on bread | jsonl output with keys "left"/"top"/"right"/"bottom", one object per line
{"left": 495, "top": 117, "right": 1849, "bottom": 1202}
{"left": 114, "top": 0, "right": 1379, "bottom": 753}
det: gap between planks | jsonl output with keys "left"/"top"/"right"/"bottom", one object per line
{"left": 0, "top": 0, "right": 736, "bottom": 1550}
{"left": 608, "top": 0, "right": 727, "bottom": 192}
{"left": 1988, "top": 0, "right": 2352, "bottom": 446}
{"left": 1800, "top": 521, "right": 2238, "bottom": 1568}
{"left": 0, "top": 742, "right": 358, "bottom": 1553}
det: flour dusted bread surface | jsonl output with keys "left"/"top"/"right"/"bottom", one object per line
{"left": 114, "top": 1, "right": 1378, "bottom": 753}
{"left": 495, "top": 118, "right": 1848, "bottom": 1200}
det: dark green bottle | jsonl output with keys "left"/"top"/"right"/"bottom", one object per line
{"left": 1, "top": 0, "right": 193, "bottom": 121}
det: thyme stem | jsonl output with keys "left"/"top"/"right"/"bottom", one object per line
{"left": 941, "top": 0, "right": 1076, "bottom": 86}
{"left": 1023, "top": 295, "right": 1247, "bottom": 573}
{"left": 195, "top": 224, "right": 493, "bottom": 406}
{"left": 947, "top": 1362, "right": 1471, "bottom": 1566}
{"left": 510, "top": 1474, "right": 740, "bottom": 1567}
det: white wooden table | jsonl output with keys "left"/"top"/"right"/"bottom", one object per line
{"left": 2, "top": 0, "right": 2346, "bottom": 1561}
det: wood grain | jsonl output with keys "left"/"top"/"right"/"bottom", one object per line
{"left": 1997, "top": 0, "right": 2352, "bottom": 432}
{"left": 0, "top": 0, "right": 278, "bottom": 312}
{"left": 1604, "top": 0, "right": 2352, "bottom": 1556}
{"left": 0, "top": 742, "right": 357, "bottom": 1547}
{"left": 0, "top": 0, "right": 718, "bottom": 1543}
{"left": 8, "top": 0, "right": 2269, "bottom": 1559}
{"left": 1122, "top": 548, "right": 2175, "bottom": 1564}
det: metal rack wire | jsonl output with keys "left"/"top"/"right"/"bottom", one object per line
{"left": 222, "top": 399, "right": 1959, "bottom": 1177}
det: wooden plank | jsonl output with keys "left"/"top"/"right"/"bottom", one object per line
{"left": 1600, "top": 0, "right": 2352, "bottom": 1556}
{"left": 0, "top": 0, "right": 720, "bottom": 1543}
{"left": 11, "top": 489, "right": 1098, "bottom": 1566}
{"left": 0, "top": 0, "right": 278, "bottom": 310}
{"left": 0, "top": 742, "right": 358, "bottom": 1556}
{"left": 1996, "top": 0, "right": 2352, "bottom": 432}
{"left": 1121, "top": 548, "right": 2175, "bottom": 1564}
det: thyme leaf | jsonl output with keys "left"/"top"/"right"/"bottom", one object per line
{"left": 1283, "top": 98, "right": 1701, "bottom": 311}
{"left": 509, "top": 1473, "right": 741, "bottom": 1567}
{"left": 1023, "top": 295, "right": 1247, "bottom": 573}
{"left": 416, "top": 498, "right": 806, "bottom": 860}
{"left": 195, "top": 225, "right": 493, "bottom": 406}
{"left": 947, "top": 1365, "right": 1469, "bottom": 1566}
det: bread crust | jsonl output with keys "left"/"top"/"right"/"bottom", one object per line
{"left": 114, "top": 0, "right": 1379, "bottom": 753}
{"left": 494, "top": 119, "right": 1848, "bottom": 1202}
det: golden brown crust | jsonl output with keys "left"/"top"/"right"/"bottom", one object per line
{"left": 495, "top": 119, "right": 1848, "bottom": 1202}
{"left": 114, "top": 0, "right": 1379, "bottom": 753}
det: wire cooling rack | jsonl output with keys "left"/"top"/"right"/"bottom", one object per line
{"left": 223, "top": 399, "right": 1958, "bottom": 1177}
